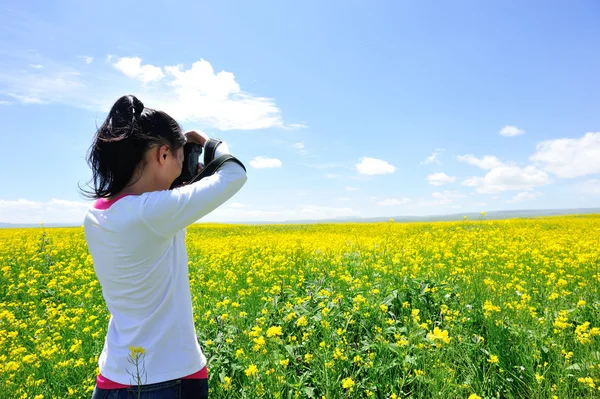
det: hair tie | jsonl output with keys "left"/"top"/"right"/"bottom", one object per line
{"left": 133, "top": 105, "right": 143, "bottom": 118}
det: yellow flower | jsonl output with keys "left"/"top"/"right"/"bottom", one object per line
{"left": 483, "top": 300, "right": 501, "bottom": 318}
{"left": 249, "top": 326, "right": 262, "bottom": 337}
{"left": 266, "top": 326, "right": 283, "bottom": 338}
{"left": 577, "top": 376, "right": 595, "bottom": 389}
{"left": 4, "top": 211, "right": 600, "bottom": 398}
{"left": 488, "top": 354, "right": 499, "bottom": 364}
{"left": 296, "top": 316, "right": 308, "bottom": 327}
{"left": 244, "top": 364, "right": 258, "bottom": 377}
{"left": 341, "top": 377, "right": 355, "bottom": 389}
{"left": 222, "top": 376, "right": 232, "bottom": 390}
{"left": 252, "top": 335, "right": 266, "bottom": 351}
{"left": 129, "top": 346, "right": 145, "bottom": 356}
{"left": 575, "top": 322, "right": 592, "bottom": 344}
{"left": 553, "top": 310, "right": 571, "bottom": 332}
{"left": 468, "top": 395, "right": 482, "bottom": 399}
{"left": 426, "top": 327, "right": 451, "bottom": 345}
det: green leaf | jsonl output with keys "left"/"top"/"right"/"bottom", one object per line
{"left": 302, "top": 387, "right": 316, "bottom": 398}
{"left": 387, "top": 342, "right": 401, "bottom": 355}
{"left": 285, "top": 345, "right": 296, "bottom": 358}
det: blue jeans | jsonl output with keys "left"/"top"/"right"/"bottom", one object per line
{"left": 91, "top": 378, "right": 208, "bottom": 399}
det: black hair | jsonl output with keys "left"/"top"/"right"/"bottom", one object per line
{"left": 79, "top": 95, "right": 186, "bottom": 199}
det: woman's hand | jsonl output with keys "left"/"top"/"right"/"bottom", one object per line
{"left": 184, "top": 130, "right": 210, "bottom": 146}
{"left": 196, "top": 162, "right": 204, "bottom": 174}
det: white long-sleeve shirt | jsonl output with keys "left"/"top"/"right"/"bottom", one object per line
{"left": 83, "top": 140, "right": 247, "bottom": 385}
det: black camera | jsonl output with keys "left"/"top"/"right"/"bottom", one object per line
{"left": 171, "top": 143, "right": 203, "bottom": 189}
{"left": 169, "top": 138, "right": 247, "bottom": 190}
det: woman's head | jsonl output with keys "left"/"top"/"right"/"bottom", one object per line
{"left": 81, "top": 95, "right": 186, "bottom": 199}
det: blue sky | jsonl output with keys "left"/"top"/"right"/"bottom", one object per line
{"left": 1, "top": 1, "right": 599, "bottom": 224}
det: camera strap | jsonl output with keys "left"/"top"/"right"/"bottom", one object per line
{"left": 203, "top": 138, "right": 222, "bottom": 165}
{"left": 187, "top": 154, "right": 247, "bottom": 185}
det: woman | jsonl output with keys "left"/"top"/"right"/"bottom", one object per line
{"left": 82, "top": 94, "right": 248, "bottom": 398}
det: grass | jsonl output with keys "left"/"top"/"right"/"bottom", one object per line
{"left": 0, "top": 215, "right": 599, "bottom": 398}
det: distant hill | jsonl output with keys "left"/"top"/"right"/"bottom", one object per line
{"left": 1, "top": 208, "right": 598, "bottom": 228}
{"left": 0, "top": 222, "right": 79, "bottom": 228}
{"left": 234, "top": 208, "right": 600, "bottom": 225}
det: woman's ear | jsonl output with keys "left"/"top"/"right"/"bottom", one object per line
{"left": 158, "top": 145, "right": 170, "bottom": 165}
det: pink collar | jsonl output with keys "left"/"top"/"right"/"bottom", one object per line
{"left": 93, "top": 193, "right": 133, "bottom": 210}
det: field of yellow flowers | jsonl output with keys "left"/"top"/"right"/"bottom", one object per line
{"left": 1, "top": 215, "right": 600, "bottom": 398}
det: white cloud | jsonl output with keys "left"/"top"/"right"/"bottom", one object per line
{"left": 399, "top": 191, "right": 466, "bottom": 210}
{"left": 507, "top": 191, "right": 541, "bottom": 203}
{"left": 1, "top": 55, "right": 295, "bottom": 131}
{"left": 154, "top": 59, "right": 288, "bottom": 130}
{"left": 0, "top": 100, "right": 11, "bottom": 105}
{"left": 345, "top": 186, "right": 360, "bottom": 191}
{"left": 164, "top": 61, "right": 238, "bottom": 98}
{"left": 427, "top": 172, "right": 456, "bottom": 186}
{"left": 283, "top": 123, "right": 308, "bottom": 130}
{"left": 228, "top": 202, "right": 248, "bottom": 209}
{"left": 0, "top": 197, "right": 364, "bottom": 226}
{"left": 463, "top": 165, "right": 549, "bottom": 194}
{"left": 113, "top": 57, "right": 165, "bottom": 83}
{"left": 572, "top": 179, "right": 600, "bottom": 197}
{"left": 377, "top": 198, "right": 410, "bottom": 206}
{"left": 297, "top": 162, "right": 340, "bottom": 170}
{"left": 431, "top": 190, "right": 466, "bottom": 204}
{"left": 249, "top": 156, "right": 282, "bottom": 169}
{"left": 8, "top": 94, "right": 44, "bottom": 104}
{"left": 292, "top": 142, "right": 307, "bottom": 156}
{"left": 201, "top": 203, "right": 360, "bottom": 222}
{"left": 29, "top": 64, "right": 43, "bottom": 69}
{"left": 356, "top": 157, "right": 396, "bottom": 176}
{"left": 300, "top": 205, "right": 358, "bottom": 217}
{"left": 77, "top": 56, "right": 94, "bottom": 64}
{"left": 421, "top": 151, "right": 442, "bottom": 165}
{"left": 457, "top": 154, "right": 503, "bottom": 170}
{"left": 1, "top": 67, "right": 84, "bottom": 104}
{"left": 499, "top": 125, "right": 525, "bottom": 137}
{"left": 462, "top": 176, "right": 483, "bottom": 187}
{"left": 0, "top": 198, "right": 90, "bottom": 224}
{"left": 529, "top": 132, "right": 600, "bottom": 178}
{"left": 325, "top": 173, "right": 342, "bottom": 179}
{"left": 335, "top": 197, "right": 351, "bottom": 201}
